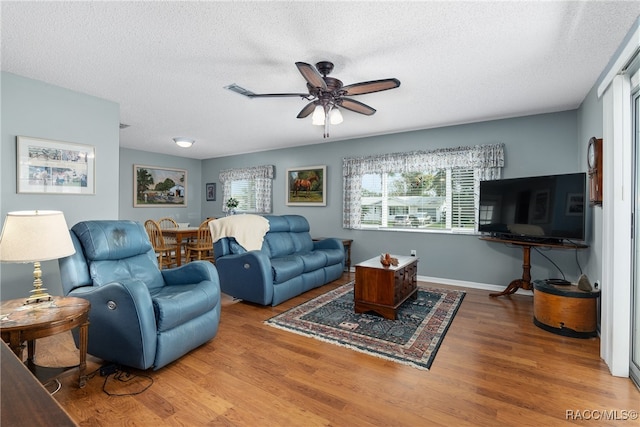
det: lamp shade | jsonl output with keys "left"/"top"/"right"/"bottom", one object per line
{"left": 329, "top": 108, "right": 343, "bottom": 125}
{"left": 0, "top": 210, "right": 75, "bottom": 263}
{"left": 311, "top": 105, "right": 325, "bottom": 126}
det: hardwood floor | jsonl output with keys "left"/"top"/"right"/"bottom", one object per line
{"left": 30, "top": 273, "right": 638, "bottom": 426}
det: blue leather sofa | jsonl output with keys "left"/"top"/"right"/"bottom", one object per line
{"left": 59, "top": 220, "right": 221, "bottom": 370}
{"left": 213, "top": 215, "right": 344, "bottom": 306}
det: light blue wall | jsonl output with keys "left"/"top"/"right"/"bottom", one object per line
{"left": 0, "top": 72, "right": 120, "bottom": 300}
{"left": 202, "top": 110, "right": 585, "bottom": 287}
{"left": 119, "top": 148, "right": 203, "bottom": 226}
{"left": 1, "top": 71, "right": 594, "bottom": 296}
{"left": 577, "top": 84, "right": 604, "bottom": 288}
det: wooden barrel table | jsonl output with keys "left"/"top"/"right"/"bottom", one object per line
{"left": 532, "top": 279, "right": 599, "bottom": 338}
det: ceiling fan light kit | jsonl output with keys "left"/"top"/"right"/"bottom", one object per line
{"left": 225, "top": 61, "right": 400, "bottom": 138}
{"left": 312, "top": 104, "right": 325, "bottom": 126}
{"left": 173, "top": 137, "right": 195, "bottom": 148}
{"left": 329, "top": 108, "right": 343, "bottom": 125}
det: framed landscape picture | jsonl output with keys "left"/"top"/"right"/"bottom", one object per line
{"left": 134, "top": 164, "right": 187, "bottom": 207}
{"left": 16, "top": 136, "right": 95, "bottom": 194}
{"left": 286, "top": 165, "right": 326, "bottom": 206}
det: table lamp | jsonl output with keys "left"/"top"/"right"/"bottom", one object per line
{"left": 0, "top": 210, "right": 75, "bottom": 304}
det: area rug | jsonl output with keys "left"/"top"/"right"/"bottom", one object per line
{"left": 265, "top": 281, "right": 465, "bottom": 370}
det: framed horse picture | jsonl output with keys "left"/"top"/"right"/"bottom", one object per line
{"left": 286, "top": 165, "right": 326, "bottom": 206}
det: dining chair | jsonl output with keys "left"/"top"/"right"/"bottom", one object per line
{"left": 158, "top": 217, "right": 178, "bottom": 230}
{"left": 158, "top": 217, "right": 179, "bottom": 245}
{"left": 186, "top": 218, "right": 215, "bottom": 263}
{"left": 144, "top": 219, "right": 178, "bottom": 269}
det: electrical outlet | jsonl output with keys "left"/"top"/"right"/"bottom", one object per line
{"left": 410, "top": 249, "right": 417, "bottom": 257}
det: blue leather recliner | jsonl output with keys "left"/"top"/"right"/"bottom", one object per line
{"left": 58, "top": 220, "right": 221, "bottom": 370}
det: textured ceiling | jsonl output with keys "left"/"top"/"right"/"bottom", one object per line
{"left": 2, "top": 1, "right": 639, "bottom": 159}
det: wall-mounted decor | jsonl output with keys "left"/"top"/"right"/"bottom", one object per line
{"left": 587, "top": 136, "right": 603, "bottom": 206}
{"left": 134, "top": 164, "right": 187, "bottom": 207}
{"left": 286, "top": 165, "right": 326, "bottom": 206}
{"left": 206, "top": 183, "right": 216, "bottom": 201}
{"left": 16, "top": 136, "right": 95, "bottom": 195}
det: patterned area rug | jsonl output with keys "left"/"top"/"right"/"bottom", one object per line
{"left": 265, "top": 281, "right": 465, "bottom": 370}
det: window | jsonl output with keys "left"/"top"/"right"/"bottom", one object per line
{"left": 219, "top": 165, "right": 274, "bottom": 213}
{"left": 343, "top": 144, "right": 504, "bottom": 232}
{"left": 229, "top": 179, "right": 257, "bottom": 212}
{"left": 359, "top": 168, "right": 474, "bottom": 231}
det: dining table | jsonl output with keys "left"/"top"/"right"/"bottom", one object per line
{"left": 162, "top": 226, "right": 199, "bottom": 266}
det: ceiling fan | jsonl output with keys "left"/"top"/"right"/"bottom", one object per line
{"left": 225, "top": 61, "right": 401, "bottom": 138}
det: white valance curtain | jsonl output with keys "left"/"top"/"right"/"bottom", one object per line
{"left": 219, "top": 165, "right": 274, "bottom": 213}
{"left": 342, "top": 143, "right": 505, "bottom": 229}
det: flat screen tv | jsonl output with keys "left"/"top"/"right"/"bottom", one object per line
{"left": 479, "top": 172, "right": 586, "bottom": 243}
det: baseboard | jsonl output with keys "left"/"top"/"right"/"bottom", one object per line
{"left": 346, "top": 268, "right": 533, "bottom": 297}
{"left": 418, "top": 275, "right": 534, "bottom": 297}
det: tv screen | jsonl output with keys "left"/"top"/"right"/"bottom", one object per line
{"left": 479, "top": 172, "right": 586, "bottom": 243}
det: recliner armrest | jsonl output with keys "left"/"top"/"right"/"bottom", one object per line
{"left": 215, "top": 251, "right": 273, "bottom": 305}
{"left": 161, "top": 260, "right": 219, "bottom": 286}
{"left": 313, "top": 238, "right": 344, "bottom": 251}
{"left": 68, "top": 279, "right": 157, "bottom": 370}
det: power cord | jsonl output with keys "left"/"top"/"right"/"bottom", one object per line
{"left": 100, "top": 364, "right": 154, "bottom": 397}
{"left": 565, "top": 239, "right": 584, "bottom": 275}
{"left": 533, "top": 246, "right": 566, "bottom": 280}
{"left": 43, "top": 378, "right": 62, "bottom": 395}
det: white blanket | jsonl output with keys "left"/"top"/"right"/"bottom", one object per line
{"left": 209, "top": 214, "right": 270, "bottom": 251}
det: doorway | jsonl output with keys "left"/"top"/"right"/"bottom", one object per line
{"left": 632, "top": 88, "right": 640, "bottom": 389}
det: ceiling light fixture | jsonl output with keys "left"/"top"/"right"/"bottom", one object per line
{"left": 329, "top": 107, "right": 343, "bottom": 125}
{"left": 310, "top": 97, "right": 343, "bottom": 137}
{"left": 311, "top": 105, "right": 325, "bottom": 126}
{"left": 173, "top": 137, "right": 195, "bottom": 148}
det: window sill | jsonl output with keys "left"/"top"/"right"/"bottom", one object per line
{"left": 359, "top": 226, "right": 478, "bottom": 236}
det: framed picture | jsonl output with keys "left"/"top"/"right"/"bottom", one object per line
{"left": 16, "top": 136, "right": 95, "bottom": 194}
{"left": 206, "top": 182, "right": 216, "bottom": 201}
{"left": 566, "top": 193, "right": 584, "bottom": 216}
{"left": 286, "top": 165, "right": 326, "bottom": 206}
{"left": 134, "top": 164, "right": 187, "bottom": 207}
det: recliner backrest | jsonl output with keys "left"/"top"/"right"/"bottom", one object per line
{"left": 59, "top": 232, "right": 92, "bottom": 294}
{"left": 70, "top": 220, "right": 165, "bottom": 290}
{"left": 262, "top": 215, "right": 314, "bottom": 257}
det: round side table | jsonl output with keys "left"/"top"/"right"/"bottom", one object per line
{"left": 0, "top": 296, "right": 90, "bottom": 388}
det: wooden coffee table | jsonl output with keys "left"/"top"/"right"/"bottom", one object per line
{"left": 354, "top": 255, "right": 418, "bottom": 319}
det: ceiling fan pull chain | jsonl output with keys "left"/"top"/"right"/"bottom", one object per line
{"left": 324, "top": 110, "right": 329, "bottom": 138}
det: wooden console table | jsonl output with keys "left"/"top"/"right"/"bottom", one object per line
{"left": 480, "top": 237, "right": 588, "bottom": 297}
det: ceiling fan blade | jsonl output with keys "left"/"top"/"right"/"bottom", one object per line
{"left": 338, "top": 98, "right": 376, "bottom": 116}
{"left": 250, "top": 93, "right": 312, "bottom": 99}
{"left": 297, "top": 101, "right": 317, "bottom": 118}
{"left": 295, "top": 62, "right": 327, "bottom": 90}
{"left": 342, "top": 78, "right": 401, "bottom": 96}
{"left": 225, "top": 84, "right": 310, "bottom": 99}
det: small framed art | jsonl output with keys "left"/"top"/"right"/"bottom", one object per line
{"left": 286, "top": 165, "right": 326, "bottom": 206}
{"left": 206, "top": 183, "right": 216, "bottom": 201}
